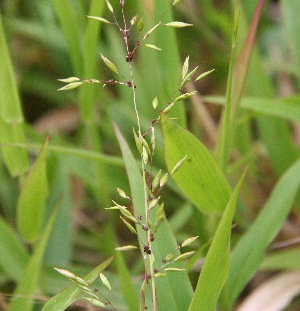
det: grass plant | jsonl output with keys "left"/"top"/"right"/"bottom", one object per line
{"left": 0, "top": 0, "right": 300, "bottom": 310}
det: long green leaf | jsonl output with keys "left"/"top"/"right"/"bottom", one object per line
{"left": 161, "top": 113, "right": 231, "bottom": 213}
{"left": 78, "top": 0, "right": 105, "bottom": 122}
{"left": 41, "top": 257, "right": 114, "bottom": 311}
{"left": 114, "top": 123, "right": 193, "bottom": 311}
{"left": 188, "top": 169, "right": 246, "bottom": 311}
{"left": 8, "top": 205, "right": 59, "bottom": 311}
{"left": 53, "top": 0, "right": 83, "bottom": 76}
{"left": 0, "top": 13, "right": 23, "bottom": 122}
{"left": 216, "top": 1, "right": 240, "bottom": 172}
{"left": 221, "top": 158, "right": 300, "bottom": 308}
{"left": 260, "top": 247, "right": 300, "bottom": 270}
{"left": 0, "top": 12, "right": 29, "bottom": 176}
{"left": 0, "top": 217, "right": 29, "bottom": 281}
{"left": 281, "top": 0, "right": 300, "bottom": 80}
{"left": 17, "top": 138, "right": 49, "bottom": 243}
{"left": 260, "top": 249, "right": 300, "bottom": 271}
{"left": 203, "top": 95, "right": 300, "bottom": 124}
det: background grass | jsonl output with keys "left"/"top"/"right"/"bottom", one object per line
{"left": 0, "top": 0, "right": 300, "bottom": 310}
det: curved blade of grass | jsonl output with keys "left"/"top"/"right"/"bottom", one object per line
{"left": 0, "top": 142, "right": 124, "bottom": 167}
{"left": 41, "top": 256, "right": 114, "bottom": 311}
{"left": 8, "top": 204, "right": 59, "bottom": 311}
{"left": 260, "top": 248, "right": 300, "bottom": 271}
{"left": 188, "top": 168, "right": 246, "bottom": 311}
{"left": 161, "top": 113, "right": 231, "bottom": 213}
{"left": 17, "top": 138, "right": 49, "bottom": 243}
{"left": 0, "top": 217, "right": 29, "bottom": 281}
{"left": 236, "top": 2, "right": 299, "bottom": 178}
{"left": 203, "top": 95, "right": 300, "bottom": 123}
{"left": 0, "top": 12, "right": 29, "bottom": 176}
{"left": 217, "top": 0, "right": 264, "bottom": 172}
{"left": 0, "top": 13, "right": 23, "bottom": 122}
{"left": 221, "top": 158, "right": 300, "bottom": 309}
{"left": 114, "top": 123, "right": 193, "bottom": 311}
{"left": 216, "top": 1, "right": 240, "bottom": 172}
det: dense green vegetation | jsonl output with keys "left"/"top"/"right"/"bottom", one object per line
{"left": 0, "top": 0, "right": 300, "bottom": 310}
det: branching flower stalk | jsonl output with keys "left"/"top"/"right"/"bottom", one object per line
{"left": 57, "top": 1, "right": 213, "bottom": 309}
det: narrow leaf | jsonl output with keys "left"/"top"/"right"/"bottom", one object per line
{"left": 188, "top": 168, "right": 247, "bottom": 311}
{"left": 0, "top": 217, "right": 29, "bottom": 281}
{"left": 17, "top": 137, "right": 49, "bottom": 243}
{"left": 222, "top": 158, "right": 300, "bottom": 308}
{"left": 9, "top": 206, "right": 59, "bottom": 311}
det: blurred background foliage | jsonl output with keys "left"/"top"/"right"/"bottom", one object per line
{"left": 1, "top": 0, "right": 300, "bottom": 309}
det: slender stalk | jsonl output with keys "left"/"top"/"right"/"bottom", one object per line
{"left": 120, "top": 0, "right": 156, "bottom": 307}
{"left": 217, "top": 1, "right": 240, "bottom": 173}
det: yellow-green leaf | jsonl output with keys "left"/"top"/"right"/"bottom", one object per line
{"left": 161, "top": 113, "right": 231, "bottom": 213}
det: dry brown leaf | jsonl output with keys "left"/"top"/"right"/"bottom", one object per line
{"left": 237, "top": 272, "right": 300, "bottom": 311}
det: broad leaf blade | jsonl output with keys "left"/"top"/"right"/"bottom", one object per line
{"left": 41, "top": 257, "right": 114, "bottom": 311}
{"left": 17, "top": 138, "right": 49, "bottom": 243}
{"left": 161, "top": 113, "right": 231, "bottom": 213}
{"left": 222, "top": 158, "right": 300, "bottom": 308}
{"left": 188, "top": 169, "right": 246, "bottom": 311}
